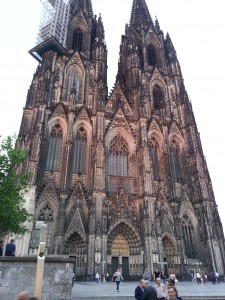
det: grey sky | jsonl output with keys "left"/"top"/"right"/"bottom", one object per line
{"left": 0, "top": 0, "right": 224, "bottom": 229}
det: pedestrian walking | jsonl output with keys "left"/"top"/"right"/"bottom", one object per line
{"left": 160, "top": 271, "right": 167, "bottom": 285}
{"left": 106, "top": 272, "right": 110, "bottom": 282}
{"left": 155, "top": 277, "right": 167, "bottom": 300}
{"left": 142, "top": 280, "right": 157, "bottom": 300}
{"left": 167, "top": 286, "right": 183, "bottom": 300}
{"left": 95, "top": 272, "right": 100, "bottom": 284}
{"left": 113, "top": 268, "right": 123, "bottom": 292}
{"left": 134, "top": 279, "right": 145, "bottom": 300}
{"left": 5, "top": 239, "right": 16, "bottom": 256}
{"left": 169, "top": 271, "right": 176, "bottom": 286}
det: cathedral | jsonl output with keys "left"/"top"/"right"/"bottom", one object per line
{"left": 17, "top": 0, "right": 225, "bottom": 280}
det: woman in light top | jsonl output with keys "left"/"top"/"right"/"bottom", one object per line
{"left": 113, "top": 268, "right": 124, "bottom": 292}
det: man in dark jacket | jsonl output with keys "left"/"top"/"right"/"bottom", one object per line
{"left": 135, "top": 279, "right": 145, "bottom": 300}
{"left": 5, "top": 239, "right": 16, "bottom": 256}
{"left": 142, "top": 280, "right": 157, "bottom": 300}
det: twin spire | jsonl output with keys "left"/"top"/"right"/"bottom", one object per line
{"left": 130, "top": 0, "right": 154, "bottom": 28}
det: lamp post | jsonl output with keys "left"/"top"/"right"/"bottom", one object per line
{"left": 34, "top": 224, "right": 47, "bottom": 299}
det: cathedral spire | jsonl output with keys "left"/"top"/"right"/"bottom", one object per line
{"left": 70, "top": 0, "right": 93, "bottom": 16}
{"left": 130, "top": 0, "right": 154, "bottom": 29}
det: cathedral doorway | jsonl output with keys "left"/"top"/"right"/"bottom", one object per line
{"left": 110, "top": 234, "right": 130, "bottom": 279}
{"left": 64, "top": 232, "right": 87, "bottom": 276}
{"left": 162, "top": 236, "right": 178, "bottom": 275}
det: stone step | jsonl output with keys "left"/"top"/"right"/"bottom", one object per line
{"left": 73, "top": 296, "right": 225, "bottom": 300}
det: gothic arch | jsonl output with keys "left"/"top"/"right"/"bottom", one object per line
{"left": 180, "top": 212, "right": 198, "bottom": 258}
{"left": 162, "top": 234, "right": 178, "bottom": 258}
{"left": 105, "top": 128, "right": 136, "bottom": 155}
{"left": 64, "top": 64, "right": 85, "bottom": 103}
{"left": 47, "top": 117, "right": 67, "bottom": 134}
{"left": 107, "top": 221, "right": 142, "bottom": 255}
{"left": 35, "top": 201, "right": 57, "bottom": 254}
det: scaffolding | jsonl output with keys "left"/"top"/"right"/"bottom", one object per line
{"left": 37, "top": 0, "right": 71, "bottom": 46}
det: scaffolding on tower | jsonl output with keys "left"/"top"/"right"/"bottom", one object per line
{"left": 37, "top": 0, "right": 71, "bottom": 47}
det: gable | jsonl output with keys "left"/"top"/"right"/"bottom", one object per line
{"left": 106, "top": 83, "right": 133, "bottom": 115}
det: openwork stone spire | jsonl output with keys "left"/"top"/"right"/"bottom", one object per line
{"left": 130, "top": 0, "right": 154, "bottom": 29}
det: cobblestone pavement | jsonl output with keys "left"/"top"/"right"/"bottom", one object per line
{"left": 72, "top": 281, "right": 225, "bottom": 299}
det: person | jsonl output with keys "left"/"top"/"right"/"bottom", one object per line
{"left": 154, "top": 268, "right": 161, "bottom": 280}
{"left": 215, "top": 271, "right": 220, "bottom": 284}
{"left": 135, "top": 279, "right": 145, "bottom": 300}
{"left": 167, "top": 286, "right": 183, "bottom": 300}
{"left": 155, "top": 277, "right": 167, "bottom": 300}
{"left": 16, "top": 292, "right": 28, "bottom": 300}
{"left": 106, "top": 272, "right": 110, "bottom": 282}
{"left": 211, "top": 271, "right": 216, "bottom": 284}
{"left": 102, "top": 272, "right": 106, "bottom": 283}
{"left": 169, "top": 271, "right": 176, "bottom": 286}
{"left": 95, "top": 272, "right": 100, "bottom": 283}
{"left": 5, "top": 239, "right": 16, "bottom": 256}
{"left": 196, "top": 272, "right": 201, "bottom": 284}
{"left": 160, "top": 271, "right": 167, "bottom": 285}
{"left": 142, "top": 280, "right": 157, "bottom": 300}
{"left": 143, "top": 268, "right": 151, "bottom": 281}
{"left": 0, "top": 240, "right": 4, "bottom": 256}
{"left": 72, "top": 272, "right": 76, "bottom": 286}
{"left": 113, "top": 268, "right": 123, "bottom": 292}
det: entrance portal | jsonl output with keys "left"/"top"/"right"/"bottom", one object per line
{"left": 111, "top": 235, "right": 129, "bottom": 279}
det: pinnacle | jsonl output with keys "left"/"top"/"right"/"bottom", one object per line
{"left": 130, "top": 0, "right": 154, "bottom": 28}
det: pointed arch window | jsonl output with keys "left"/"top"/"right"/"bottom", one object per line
{"left": 150, "top": 137, "right": 159, "bottom": 181}
{"left": 170, "top": 142, "right": 181, "bottom": 183}
{"left": 108, "top": 134, "right": 128, "bottom": 176}
{"left": 182, "top": 215, "right": 196, "bottom": 258}
{"left": 72, "top": 29, "right": 83, "bottom": 51}
{"left": 46, "top": 124, "right": 63, "bottom": 171}
{"left": 147, "top": 44, "right": 156, "bottom": 66}
{"left": 72, "top": 127, "right": 87, "bottom": 174}
{"left": 66, "top": 73, "right": 80, "bottom": 102}
{"left": 153, "top": 84, "right": 164, "bottom": 111}
{"left": 38, "top": 204, "right": 54, "bottom": 254}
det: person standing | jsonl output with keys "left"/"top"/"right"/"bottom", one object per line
{"left": 155, "top": 277, "right": 166, "bottom": 300}
{"left": 215, "top": 271, "right": 220, "bottom": 284}
{"left": 135, "top": 279, "right": 145, "bottom": 300}
{"left": 0, "top": 240, "right": 4, "bottom": 256}
{"left": 113, "top": 268, "right": 123, "bottom": 292}
{"left": 5, "top": 239, "right": 16, "bottom": 256}
{"left": 143, "top": 268, "right": 151, "bottom": 281}
{"left": 142, "top": 280, "right": 157, "bottom": 300}
{"left": 106, "top": 272, "right": 110, "bottom": 282}
{"left": 167, "top": 286, "right": 183, "bottom": 300}
{"left": 154, "top": 268, "right": 161, "bottom": 280}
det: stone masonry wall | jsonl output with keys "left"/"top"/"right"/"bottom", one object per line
{"left": 0, "top": 256, "right": 74, "bottom": 300}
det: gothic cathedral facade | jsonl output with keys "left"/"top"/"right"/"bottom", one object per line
{"left": 18, "top": 0, "right": 225, "bottom": 279}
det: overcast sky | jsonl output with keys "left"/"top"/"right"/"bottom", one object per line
{"left": 0, "top": 0, "right": 224, "bottom": 229}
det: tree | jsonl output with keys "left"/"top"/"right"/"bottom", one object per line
{"left": 0, "top": 135, "right": 32, "bottom": 237}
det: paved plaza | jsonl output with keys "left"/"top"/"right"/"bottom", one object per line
{"left": 72, "top": 281, "right": 225, "bottom": 300}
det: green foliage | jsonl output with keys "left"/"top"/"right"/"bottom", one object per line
{"left": 0, "top": 135, "right": 32, "bottom": 237}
